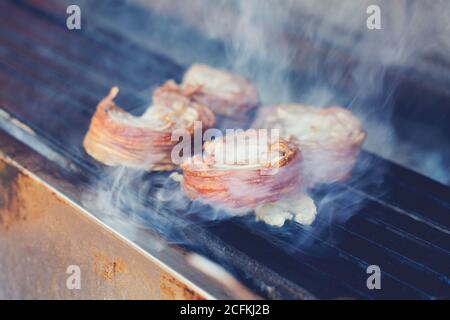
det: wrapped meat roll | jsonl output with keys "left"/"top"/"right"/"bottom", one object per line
{"left": 181, "top": 64, "right": 259, "bottom": 118}
{"left": 152, "top": 64, "right": 259, "bottom": 128}
{"left": 254, "top": 104, "right": 366, "bottom": 184}
{"left": 180, "top": 130, "right": 303, "bottom": 210}
{"left": 83, "top": 86, "right": 215, "bottom": 171}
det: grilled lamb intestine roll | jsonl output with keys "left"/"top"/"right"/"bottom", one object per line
{"left": 180, "top": 130, "right": 303, "bottom": 210}
{"left": 83, "top": 86, "right": 215, "bottom": 171}
{"left": 254, "top": 104, "right": 366, "bottom": 184}
{"left": 153, "top": 64, "right": 259, "bottom": 118}
{"left": 181, "top": 64, "right": 259, "bottom": 118}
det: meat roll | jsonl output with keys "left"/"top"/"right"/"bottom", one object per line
{"left": 152, "top": 64, "right": 259, "bottom": 129}
{"left": 181, "top": 64, "right": 259, "bottom": 118}
{"left": 181, "top": 130, "right": 303, "bottom": 210}
{"left": 254, "top": 104, "right": 366, "bottom": 184}
{"left": 83, "top": 86, "right": 215, "bottom": 171}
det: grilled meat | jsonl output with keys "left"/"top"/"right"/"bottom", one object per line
{"left": 181, "top": 64, "right": 259, "bottom": 118}
{"left": 83, "top": 86, "right": 215, "bottom": 170}
{"left": 153, "top": 64, "right": 259, "bottom": 128}
{"left": 180, "top": 130, "right": 303, "bottom": 210}
{"left": 254, "top": 104, "right": 366, "bottom": 184}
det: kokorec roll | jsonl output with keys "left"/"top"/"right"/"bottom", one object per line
{"left": 254, "top": 104, "right": 366, "bottom": 184}
{"left": 83, "top": 86, "right": 215, "bottom": 171}
{"left": 181, "top": 64, "right": 259, "bottom": 118}
{"left": 181, "top": 130, "right": 303, "bottom": 210}
{"left": 153, "top": 64, "right": 259, "bottom": 129}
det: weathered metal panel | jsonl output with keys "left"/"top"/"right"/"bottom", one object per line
{"left": 0, "top": 155, "right": 204, "bottom": 299}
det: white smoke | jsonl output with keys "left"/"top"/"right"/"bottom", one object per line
{"left": 133, "top": 0, "right": 450, "bottom": 184}
{"left": 75, "top": 0, "right": 450, "bottom": 241}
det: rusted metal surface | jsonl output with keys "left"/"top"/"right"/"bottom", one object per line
{"left": 0, "top": 150, "right": 210, "bottom": 299}
{"left": 160, "top": 273, "right": 203, "bottom": 300}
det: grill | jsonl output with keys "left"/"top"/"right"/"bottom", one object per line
{"left": 0, "top": 0, "right": 449, "bottom": 299}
